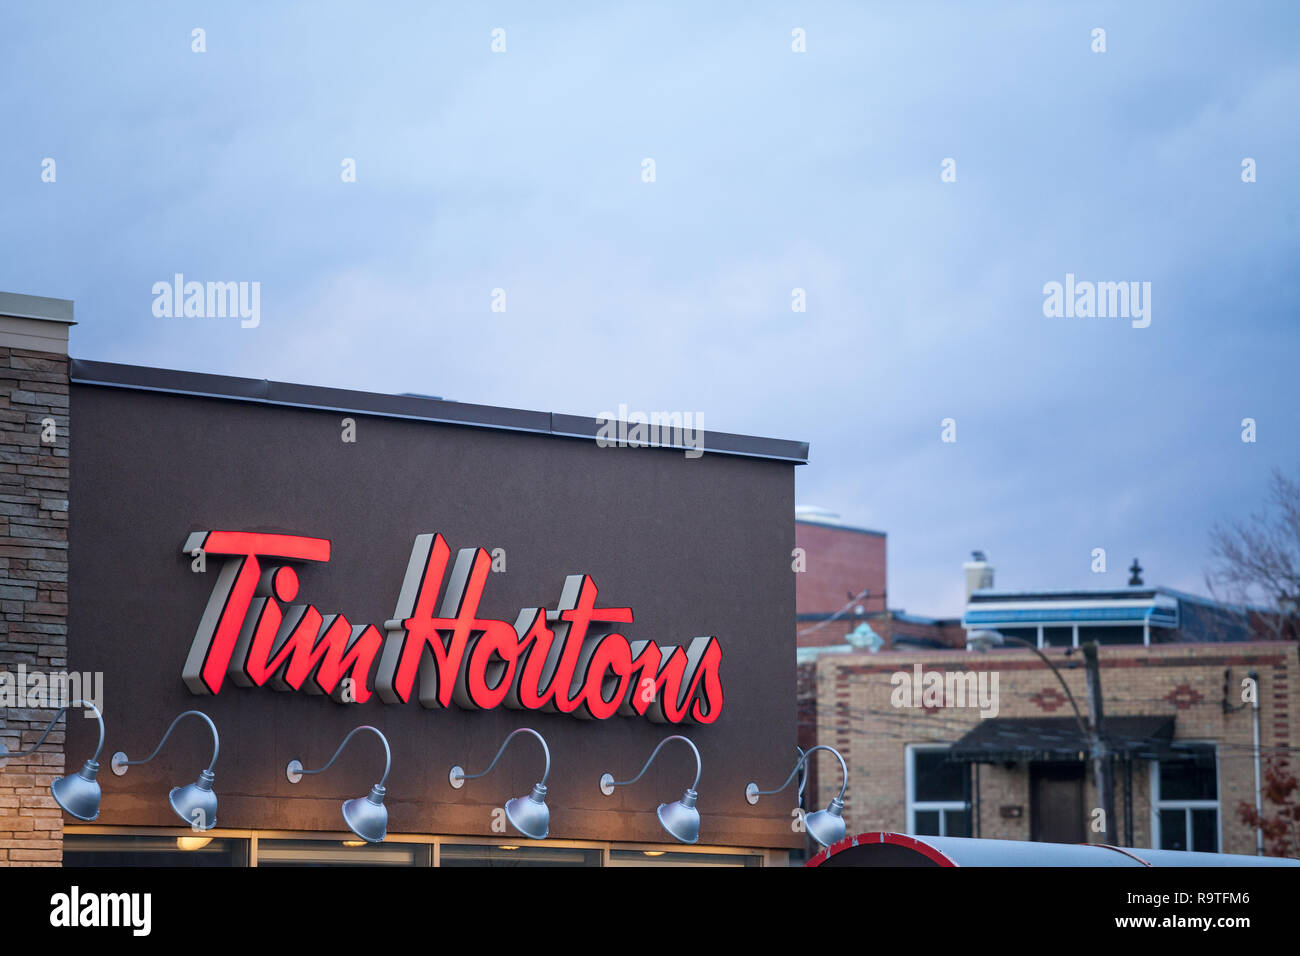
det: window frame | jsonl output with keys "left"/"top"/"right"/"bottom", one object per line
{"left": 905, "top": 743, "right": 971, "bottom": 837}
{"left": 1149, "top": 741, "right": 1221, "bottom": 853}
{"left": 62, "top": 825, "right": 779, "bottom": 866}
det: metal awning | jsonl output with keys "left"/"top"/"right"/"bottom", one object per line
{"left": 963, "top": 604, "right": 1178, "bottom": 628}
{"left": 948, "top": 715, "right": 1176, "bottom": 763}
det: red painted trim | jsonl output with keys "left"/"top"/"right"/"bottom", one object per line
{"left": 804, "top": 831, "right": 958, "bottom": 867}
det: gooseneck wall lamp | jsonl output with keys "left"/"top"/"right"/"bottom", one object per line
{"left": 600, "top": 734, "right": 702, "bottom": 844}
{"left": 449, "top": 727, "right": 552, "bottom": 840}
{"left": 111, "top": 710, "right": 220, "bottom": 830}
{"left": 794, "top": 745, "right": 809, "bottom": 810}
{"left": 0, "top": 699, "right": 105, "bottom": 821}
{"left": 745, "top": 744, "right": 848, "bottom": 848}
{"left": 286, "top": 725, "right": 391, "bottom": 844}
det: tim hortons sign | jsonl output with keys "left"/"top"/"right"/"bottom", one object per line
{"left": 180, "top": 531, "right": 723, "bottom": 724}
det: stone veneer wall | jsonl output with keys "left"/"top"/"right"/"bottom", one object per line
{"left": 0, "top": 301, "right": 73, "bottom": 867}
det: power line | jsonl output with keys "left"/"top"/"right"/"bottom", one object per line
{"left": 796, "top": 589, "right": 882, "bottom": 637}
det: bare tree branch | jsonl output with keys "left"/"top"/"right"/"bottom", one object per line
{"left": 1206, "top": 468, "right": 1300, "bottom": 640}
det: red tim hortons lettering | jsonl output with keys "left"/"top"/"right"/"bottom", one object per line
{"left": 181, "top": 531, "right": 332, "bottom": 695}
{"left": 183, "top": 533, "right": 383, "bottom": 702}
{"left": 373, "top": 533, "right": 517, "bottom": 708}
{"left": 182, "top": 530, "right": 724, "bottom": 724}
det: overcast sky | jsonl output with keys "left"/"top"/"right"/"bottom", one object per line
{"left": 3, "top": 1, "right": 1297, "bottom": 616}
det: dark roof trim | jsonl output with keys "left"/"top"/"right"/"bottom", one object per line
{"left": 1156, "top": 586, "right": 1278, "bottom": 615}
{"left": 969, "top": 588, "right": 1159, "bottom": 603}
{"left": 948, "top": 715, "right": 1177, "bottom": 763}
{"left": 70, "top": 359, "right": 810, "bottom": 465}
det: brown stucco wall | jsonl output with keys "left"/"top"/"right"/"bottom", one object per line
{"left": 66, "top": 382, "right": 802, "bottom": 849}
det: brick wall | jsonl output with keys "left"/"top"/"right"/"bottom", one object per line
{"left": 794, "top": 522, "right": 966, "bottom": 651}
{"left": 797, "top": 613, "right": 966, "bottom": 654}
{"left": 0, "top": 301, "right": 73, "bottom": 867}
{"left": 795, "top": 522, "right": 886, "bottom": 647}
{"left": 810, "top": 642, "right": 1300, "bottom": 856}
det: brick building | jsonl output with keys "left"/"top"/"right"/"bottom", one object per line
{"left": 801, "top": 549, "right": 1300, "bottom": 857}
{"left": 794, "top": 508, "right": 963, "bottom": 654}
{"left": 810, "top": 641, "right": 1297, "bottom": 855}
{"left": 793, "top": 509, "right": 963, "bottom": 839}
{"left": 794, "top": 508, "right": 886, "bottom": 648}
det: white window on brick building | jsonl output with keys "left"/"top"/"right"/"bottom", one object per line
{"left": 906, "top": 744, "right": 971, "bottom": 837}
{"left": 1151, "top": 742, "right": 1220, "bottom": 853}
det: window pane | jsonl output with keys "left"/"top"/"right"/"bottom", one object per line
{"left": 997, "top": 627, "right": 1038, "bottom": 646}
{"left": 440, "top": 844, "right": 600, "bottom": 867}
{"left": 914, "top": 750, "right": 969, "bottom": 802}
{"left": 1160, "top": 746, "right": 1217, "bottom": 800}
{"left": 607, "top": 850, "right": 759, "bottom": 867}
{"left": 1192, "top": 809, "right": 1218, "bottom": 853}
{"left": 1043, "top": 627, "right": 1073, "bottom": 647}
{"left": 914, "top": 810, "right": 940, "bottom": 835}
{"left": 1159, "top": 809, "right": 1188, "bottom": 851}
{"left": 944, "top": 809, "right": 971, "bottom": 838}
{"left": 1078, "top": 626, "right": 1144, "bottom": 645}
{"left": 257, "top": 839, "right": 427, "bottom": 866}
{"left": 64, "top": 834, "right": 247, "bottom": 866}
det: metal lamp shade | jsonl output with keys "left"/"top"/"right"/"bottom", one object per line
{"left": 169, "top": 769, "right": 218, "bottom": 831}
{"left": 656, "top": 789, "right": 700, "bottom": 844}
{"left": 806, "top": 796, "right": 846, "bottom": 848}
{"left": 52, "top": 760, "right": 102, "bottom": 822}
{"left": 504, "top": 783, "right": 550, "bottom": 840}
{"left": 342, "top": 784, "right": 388, "bottom": 844}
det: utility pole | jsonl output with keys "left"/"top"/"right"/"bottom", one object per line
{"left": 1082, "top": 642, "right": 1116, "bottom": 845}
{"left": 969, "top": 631, "right": 1110, "bottom": 844}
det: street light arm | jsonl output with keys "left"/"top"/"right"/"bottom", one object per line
{"left": 1001, "top": 635, "right": 1089, "bottom": 737}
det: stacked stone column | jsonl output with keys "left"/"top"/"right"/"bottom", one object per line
{"left": 0, "top": 293, "right": 73, "bottom": 867}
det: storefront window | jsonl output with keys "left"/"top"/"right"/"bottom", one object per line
{"left": 608, "top": 850, "right": 760, "bottom": 866}
{"left": 64, "top": 834, "right": 249, "bottom": 866}
{"left": 257, "top": 839, "right": 431, "bottom": 866}
{"left": 439, "top": 844, "right": 600, "bottom": 866}
{"left": 64, "top": 831, "right": 767, "bottom": 865}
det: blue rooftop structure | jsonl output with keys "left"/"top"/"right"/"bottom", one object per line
{"left": 963, "top": 585, "right": 1267, "bottom": 647}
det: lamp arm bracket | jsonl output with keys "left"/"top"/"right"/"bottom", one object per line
{"left": 458, "top": 727, "right": 551, "bottom": 786}
{"left": 297, "top": 725, "right": 391, "bottom": 788}
{"left": 750, "top": 745, "right": 848, "bottom": 802}
{"left": 606, "top": 734, "right": 701, "bottom": 792}
{"left": 1, "top": 699, "right": 103, "bottom": 762}
{"left": 118, "top": 710, "right": 220, "bottom": 773}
